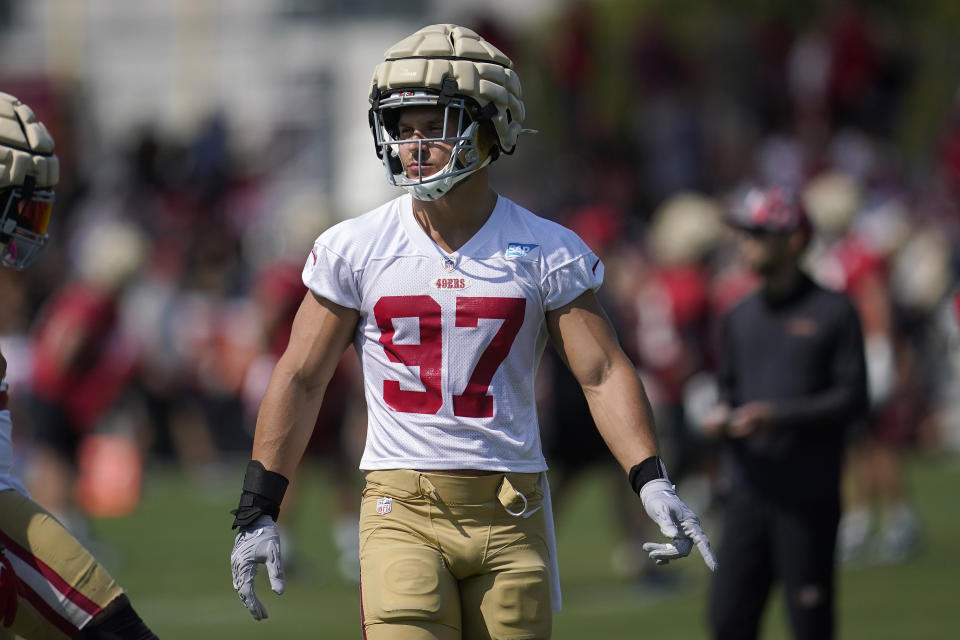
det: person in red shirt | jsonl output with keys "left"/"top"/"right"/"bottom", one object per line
{"left": 26, "top": 219, "right": 144, "bottom": 527}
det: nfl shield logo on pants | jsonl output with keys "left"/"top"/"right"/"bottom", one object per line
{"left": 376, "top": 497, "right": 392, "bottom": 515}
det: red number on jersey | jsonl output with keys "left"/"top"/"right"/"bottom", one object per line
{"left": 374, "top": 295, "right": 443, "bottom": 414}
{"left": 373, "top": 295, "right": 525, "bottom": 416}
{"left": 454, "top": 297, "right": 526, "bottom": 418}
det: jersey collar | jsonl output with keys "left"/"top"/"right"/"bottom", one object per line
{"left": 399, "top": 193, "right": 505, "bottom": 264}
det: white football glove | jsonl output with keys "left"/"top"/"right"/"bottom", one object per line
{"left": 231, "top": 515, "right": 285, "bottom": 620}
{"left": 640, "top": 479, "right": 718, "bottom": 572}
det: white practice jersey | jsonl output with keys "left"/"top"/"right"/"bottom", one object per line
{"left": 1, "top": 389, "right": 27, "bottom": 494}
{"left": 303, "top": 194, "right": 603, "bottom": 472}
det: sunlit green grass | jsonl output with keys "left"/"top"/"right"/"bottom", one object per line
{"left": 88, "top": 453, "right": 958, "bottom": 639}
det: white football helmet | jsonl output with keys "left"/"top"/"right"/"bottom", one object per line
{"left": 368, "top": 24, "right": 529, "bottom": 201}
{"left": 0, "top": 91, "right": 59, "bottom": 270}
{"left": 648, "top": 192, "right": 721, "bottom": 265}
{"left": 802, "top": 171, "right": 862, "bottom": 236}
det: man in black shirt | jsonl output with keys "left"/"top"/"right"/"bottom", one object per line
{"left": 703, "top": 187, "right": 868, "bottom": 640}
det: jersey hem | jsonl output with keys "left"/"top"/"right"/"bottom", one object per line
{"left": 359, "top": 459, "right": 548, "bottom": 473}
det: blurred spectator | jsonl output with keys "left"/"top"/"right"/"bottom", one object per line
{"left": 803, "top": 170, "right": 923, "bottom": 564}
{"left": 537, "top": 200, "right": 654, "bottom": 583}
{"left": 944, "top": 288, "right": 960, "bottom": 450}
{"left": 634, "top": 192, "right": 721, "bottom": 481}
{"left": 24, "top": 219, "right": 146, "bottom": 530}
{"left": 628, "top": 15, "right": 703, "bottom": 203}
{"left": 826, "top": 3, "right": 878, "bottom": 129}
{"left": 937, "top": 87, "right": 960, "bottom": 207}
{"left": 547, "top": 1, "right": 598, "bottom": 144}
{"left": 887, "top": 225, "right": 957, "bottom": 448}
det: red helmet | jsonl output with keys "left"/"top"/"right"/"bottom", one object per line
{"left": 727, "top": 187, "right": 810, "bottom": 235}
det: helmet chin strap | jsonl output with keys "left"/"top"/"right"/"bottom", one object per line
{"left": 405, "top": 154, "right": 492, "bottom": 202}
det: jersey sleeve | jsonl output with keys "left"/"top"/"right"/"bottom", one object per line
{"left": 541, "top": 246, "right": 604, "bottom": 311}
{"left": 301, "top": 238, "right": 361, "bottom": 310}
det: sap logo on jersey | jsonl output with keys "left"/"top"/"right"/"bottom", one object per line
{"left": 505, "top": 243, "right": 538, "bottom": 259}
{"left": 432, "top": 277, "right": 470, "bottom": 290}
{"left": 376, "top": 497, "right": 392, "bottom": 515}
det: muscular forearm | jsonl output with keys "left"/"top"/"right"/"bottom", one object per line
{"left": 248, "top": 292, "right": 358, "bottom": 480}
{"left": 251, "top": 359, "right": 328, "bottom": 480}
{"left": 582, "top": 354, "right": 660, "bottom": 473}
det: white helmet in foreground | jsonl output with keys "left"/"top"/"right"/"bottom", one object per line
{"left": 0, "top": 91, "right": 59, "bottom": 270}
{"left": 368, "top": 24, "right": 530, "bottom": 201}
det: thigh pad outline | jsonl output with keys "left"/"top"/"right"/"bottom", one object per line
{"left": 361, "top": 544, "right": 460, "bottom": 629}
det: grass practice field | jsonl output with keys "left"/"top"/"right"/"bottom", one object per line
{"left": 85, "top": 452, "right": 958, "bottom": 639}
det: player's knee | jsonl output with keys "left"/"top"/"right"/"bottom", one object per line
{"left": 482, "top": 569, "right": 551, "bottom": 639}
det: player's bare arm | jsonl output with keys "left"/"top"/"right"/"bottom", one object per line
{"left": 253, "top": 291, "right": 359, "bottom": 480}
{"left": 547, "top": 289, "right": 717, "bottom": 571}
{"left": 545, "top": 290, "right": 659, "bottom": 471}
{"left": 231, "top": 291, "right": 358, "bottom": 620}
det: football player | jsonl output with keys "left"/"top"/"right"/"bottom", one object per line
{"left": 803, "top": 172, "right": 922, "bottom": 564}
{"left": 0, "top": 91, "right": 158, "bottom": 639}
{"left": 230, "top": 24, "right": 716, "bottom": 639}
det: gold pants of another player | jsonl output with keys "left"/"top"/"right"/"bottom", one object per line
{"left": 0, "top": 489, "right": 124, "bottom": 639}
{"left": 359, "top": 470, "right": 552, "bottom": 640}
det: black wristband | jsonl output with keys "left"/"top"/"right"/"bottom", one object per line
{"left": 628, "top": 456, "right": 668, "bottom": 496}
{"left": 230, "top": 460, "right": 290, "bottom": 529}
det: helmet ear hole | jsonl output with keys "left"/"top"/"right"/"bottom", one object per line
{"left": 458, "top": 147, "right": 480, "bottom": 166}
{"left": 455, "top": 120, "right": 498, "bottom": 169}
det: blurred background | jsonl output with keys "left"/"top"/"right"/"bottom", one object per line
{"left": 2, "top": 0, "right": 960, "bottom": 638}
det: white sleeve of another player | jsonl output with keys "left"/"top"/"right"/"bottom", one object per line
{"left": 301, "top": 239, "right": 361, "bottom": 310}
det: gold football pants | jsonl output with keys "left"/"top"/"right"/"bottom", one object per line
{"left": 0, "top": 489, "right": 124, "bottom": 639}
{"left": 359, "top": 470, "right": 552, "bottom": 640}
